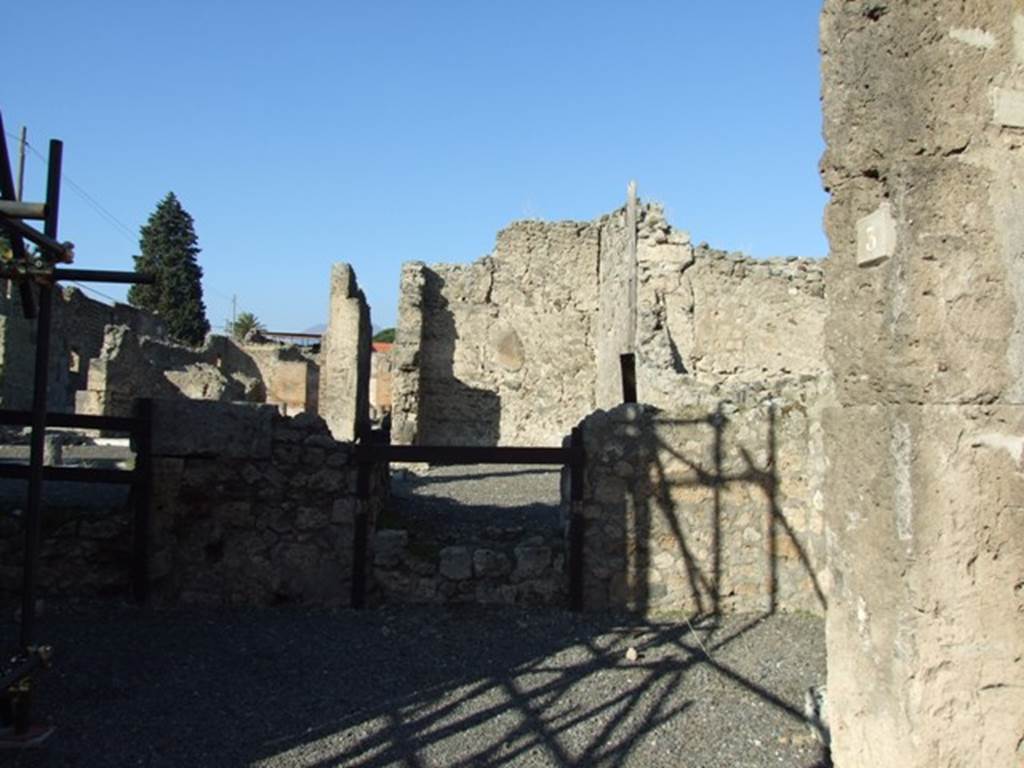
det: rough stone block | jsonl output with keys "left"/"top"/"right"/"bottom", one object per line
{"left": 373, "top": 529, "right": 408, "bottom": 568}
{"left": 439, "top": 546, "right": 472, "bottom": 580}
{"left": 513, "top": 544, "right": 552, "bottom": 580}
{"left": 472, "top": 548, "right": 511, "bottom": 578}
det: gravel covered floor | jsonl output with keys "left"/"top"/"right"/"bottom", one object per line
{"left": 1, "top": 603, "right": 828, "bottom": 768}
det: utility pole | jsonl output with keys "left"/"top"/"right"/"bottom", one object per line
{"left": 16, "top": 126, "right": 26, "bottom": 201}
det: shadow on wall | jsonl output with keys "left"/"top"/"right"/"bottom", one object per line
{"left": 585, "top": 402, "right": 827, "bottom": 623}
{"left": 416, "top": 270, "right": 500, "bottom": 447}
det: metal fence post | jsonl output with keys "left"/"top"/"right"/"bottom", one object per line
{"left": 351, "top": 424, "right": 372, "bottom": 609}
{"left": 568, "top": 426, "right": 585, "bottom": 612}
{"left": 131, "top": 399, "right": 153, "bottom": 604}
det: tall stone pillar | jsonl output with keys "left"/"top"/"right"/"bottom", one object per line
{"left": 318, "top": 263, "right": 370, "bottom": 441}
{"left": 821, "top": 3, "right": 1024, "bottom": 765}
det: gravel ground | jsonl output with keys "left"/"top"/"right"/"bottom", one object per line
{"left": 1, "top": 602, "right": 827, "bottom": 768}
{"left": 1, "top": 464, "right": 829, "bottom": 767}
{"left": 388, "top": 464, "right": 563, "bottom": 534}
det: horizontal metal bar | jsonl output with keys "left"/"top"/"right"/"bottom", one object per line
{"left": 0, "top": 213, "right": 72, "bottom": 260}
{"left": 0, "top": 409, "right": 141, "bottom": 432}
{"left": 357, "top": 444, "right": 582, "bottom": 466}
{"left": 0, "top": 200, "right": 46, "bottom": 220}
{"left": 52, "top": 268, "right": 154, "bottom": 285}
{"left": 0, "top": 464, "right": 135, "bottom": 485}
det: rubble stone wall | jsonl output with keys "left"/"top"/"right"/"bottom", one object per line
{"left": 0, "top": 400, "right": 385, "bottom": 606}
{"left": 0, "top": 487, "right": 135, "bottom": 600}
{"left": 393, "top": 221, "right": 600, "bottom": 447}
{"left": 393, "top": 204, "right": 826, "bottom": 446}
{"left": 372, "top": 524, "right": 565, "bottom": 607}
{"left": 821, "top": 2, "right": 1024, "bottom": 765}
{"left": 148, "top": 400, "right": 384, "bottom": 606}
{"left": 0, "top": 283, "right": 165, "bottom": 413}
{"left": 76, "top": 326, "right": 319, "bottom": 419}
{"left": 579, "top": 381, "right": 828, "bottom": 616}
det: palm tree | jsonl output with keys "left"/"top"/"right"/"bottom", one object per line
{"left": 229, "top": 311, "right": 264, "bottom": 341}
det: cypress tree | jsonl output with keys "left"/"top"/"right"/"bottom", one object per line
{"left": 128, "top": 192, "right": 210, "bottom": 345}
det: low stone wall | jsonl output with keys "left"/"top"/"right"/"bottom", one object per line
{"left": 0, "top": 488, "right": 135, "bottom": 600}
{"left": 148, "top": 400, "right": 384, "bottom": 606}
{"left": 0, "top": 399, "right": 385, "bottom": 606}
{"left": 579, "top": 381, "right": 828, "bottom": 616}
{"left": 372, "top": 524, "right": 565, "bottom": 606}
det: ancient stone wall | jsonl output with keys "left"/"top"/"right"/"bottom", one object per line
{"left": 820, "top": 2, "right": 1024, "bottom": 765}
{"left": 237, "top": 341, "right": 320, "bottom": 416}
{"left": 579, "top": 379, "right": 828, "bottom": 616}
{"left": 318, "top": 263, "right": 371, "bottom": 441}
{"left": 75, "top": 327, "right": 263, "bottom": 417}
{"left": 390, "top": 263, "right": 426, "bottom": 444}
{"left": 0, "top": 283, "right": 166, "bottom": 413}
{"left": 393, "top": 221, "right": 600, "bottom": 446}
{"left": 369, "top": 342, "right": 393, "bottom": 420}
{"left": 392, "top": 201, "right": 826, "bottom": 446}
{"left": 372, "top": 523, "right": 565, "bottom": 606}
{"left": 75, "top": 326, "right": 319, "bottom": 419}
{"left": 0, "top": 400, "right": 384, "bottom": 606}
{"left": 147, "top": 400, "right": 383, "bottom": 606}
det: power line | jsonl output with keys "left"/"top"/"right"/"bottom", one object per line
{"left": 6, "top": 130, "right": 237, "bottom": 313}
{"left": 7, "top": 133, "right": 136, "bottom": 244}
{"left": 68, "top": 280, "right": 119, "bottom": 304}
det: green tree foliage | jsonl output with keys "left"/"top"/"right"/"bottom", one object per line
{"left": 229, "top": 311, "right": 264, "bottom": 341}
{"left": 128, "top": 192, "right": 210, "bottom": 345}
{"left": 372, "top": 327, "right": 396, "bottom": 343}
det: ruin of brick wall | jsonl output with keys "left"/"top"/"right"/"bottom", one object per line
{"left": 391, "top": 202, "right": 826, "bottom": 446}
{"left": 579, "top": 379, "right": 828, "bottom": 616}
{"left": 0, "top": 283, "right": 166, "bottom": 413}
{"left": 820, "top": 2, "right": 1024, "bottom": 765}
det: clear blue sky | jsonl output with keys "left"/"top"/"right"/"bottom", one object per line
{"left": 6, "top": 1, "right": 826, "bottom": 332}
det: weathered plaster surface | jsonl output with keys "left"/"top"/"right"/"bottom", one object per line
{"left": 821, "top": 2, "right": 1024, "bottom": 764}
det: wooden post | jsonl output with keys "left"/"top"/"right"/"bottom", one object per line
{"left": 626, "top": 180, "right": 638, "bottom": 353}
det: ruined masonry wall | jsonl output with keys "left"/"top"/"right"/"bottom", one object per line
{"left": 148, "top": 400, "right": 383, "bottom": 606}
{"left": 0, "top": 284, "right": 165, "bottom": 413}
{"left": 76, "top": 326, "right": 319, "bottom": 419}
{"left": 820, "top": 2, "right": 1024, "bottom": 766}
{"left": 394, "top": 221, "right": 600, "bottom": 446}
{"left": 393, "top": 205, "right": 825, "bottom": 446}
{"left": 579, "top": 380, "right": 828, "bottom": 616}
{"left": 373, "top": 524, "right": 565, "bottom": 606}
{"left": 0, "top": 400, "right": 384, "bottom": 606}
